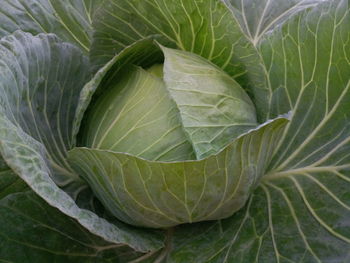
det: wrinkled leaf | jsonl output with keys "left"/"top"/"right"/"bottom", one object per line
{"left": 0, "top": 30, "right": 90, "bottom": 186}
{"left": 0, "top": 31, "right": 164, "bottom": 253}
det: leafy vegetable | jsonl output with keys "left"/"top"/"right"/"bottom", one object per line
{"left": 0, "top": 0, "right": 349, "bottom": 262}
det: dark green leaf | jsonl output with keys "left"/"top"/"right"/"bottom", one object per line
{"left": 0, "top": 157, "right": 28, "bottom": 200}
{"left": 0, "top": 191, "right": 149, "bottom": 263}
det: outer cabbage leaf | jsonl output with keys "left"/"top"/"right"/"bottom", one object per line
{"left": 0, "top": 190, "right": 151, "bottom": 262}
{"left": 222, "top": 0, "right": 326, "bottom": 45}
{"left": 0, "top": 31, "right": 89, "bottom": 188}
{"left": 0, "top": 158, "right": 153, "bottom": 262}
{"left": 166, "top": 0, "right": 350, "bottom": 262}
{"left": 0, "top": 31, "right": 163, "bottom": 253}
{"left": 0, "top": 0, "right": 103, "bottom": 53}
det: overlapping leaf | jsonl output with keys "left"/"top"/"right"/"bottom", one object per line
{"left": 79, "top": 43, "right": 257, "bottom": 163}
{"left": 161, "top": 47, "right": 257, "bottom": 159}
{"left": 73, "top": 38, "right": 165, "bottom": 145}
{"left": 91, "top": 0, "right": 270, "bottom": 121}
{"left": 0, "top": 160, "right": 155, "bottom": 262}
{"left": 81, "top": 64, "right": 195, "bottom": 162}
{"left": 0, "top": 31, "right": 163, "bottom": 253}
{"left": 168, "top": 178, "right": 350, "bottom": 263}
{"left": 0, "top": 30, "right": 90, "bottom": 186}
{"left": 68, "top": 117, "right": 288, "bottom": 228}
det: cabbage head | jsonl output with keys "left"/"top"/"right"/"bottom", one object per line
{"left": 70, "top": 46, "right": 259, "bottom": 228}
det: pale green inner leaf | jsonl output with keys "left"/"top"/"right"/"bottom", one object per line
{"left": 162, "top": 46, "right": 258, "bottom": 159}
{"left": 83, "top": 65, "right": 195, "bottom": 162}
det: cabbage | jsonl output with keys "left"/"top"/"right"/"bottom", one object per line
{"left": 0, "top": 0, "right": 349, "bottom": 261}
